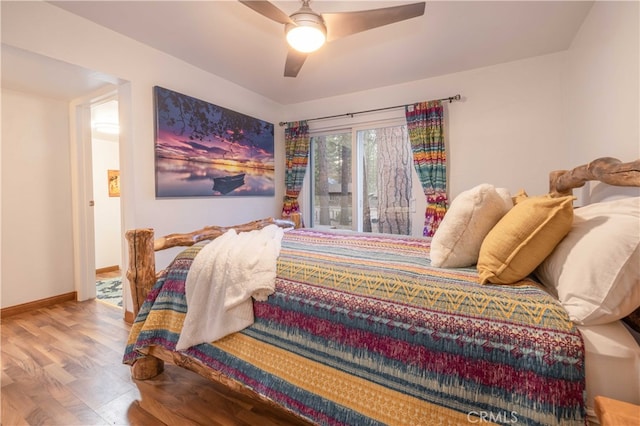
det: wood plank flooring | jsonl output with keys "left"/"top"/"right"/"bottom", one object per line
{"left": 1, "top": 300, "right": 310, "bottom": 425}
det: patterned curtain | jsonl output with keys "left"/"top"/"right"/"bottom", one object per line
{"left": 405, "top": 101, "right": 448, "bottom": 237}
{"left": 282, "top": 121, "right": 310, "bottom": 220}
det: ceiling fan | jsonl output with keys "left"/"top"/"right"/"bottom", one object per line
{"left": 239, "top": 0, "right": 426, "bottom": 78}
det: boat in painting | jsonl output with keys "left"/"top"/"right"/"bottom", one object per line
{"left": 212, "top": 173, "right": 245, "bottom": 195}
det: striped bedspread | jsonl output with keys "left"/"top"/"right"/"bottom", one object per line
{"left": 124, "top": 229, "right": 586, "bottom": 425}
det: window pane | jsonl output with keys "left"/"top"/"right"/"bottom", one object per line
{"left": 359, "top": 125, "right": 412, "bottom": 235}
{"left": 311, "top": 133, "right": 352, "bottom": 230}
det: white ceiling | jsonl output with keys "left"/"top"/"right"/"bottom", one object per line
{"left": 3, "top": 1, "right": 594, "bottom": 105}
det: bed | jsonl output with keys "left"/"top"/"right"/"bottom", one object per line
{"left": 123, "top": 157, "right": 640, "bottom": 425}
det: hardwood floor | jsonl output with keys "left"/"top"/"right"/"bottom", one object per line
{"left": 1, "top": 300, "right": 310, "bottom": 425}
{"left": 96, "top": 269, "right": 121, "bottom": 280}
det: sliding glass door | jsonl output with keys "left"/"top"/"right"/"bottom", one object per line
{"left": 310, "top": 122, "right": 413, "bottom": 235}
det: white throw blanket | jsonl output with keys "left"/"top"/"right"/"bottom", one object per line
{"left": 175, "top": 224, "right": 284, "bottom": 350}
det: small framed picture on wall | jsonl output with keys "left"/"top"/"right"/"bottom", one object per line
{"left": 108, "top": 169, "right": 120, "bottom": 197}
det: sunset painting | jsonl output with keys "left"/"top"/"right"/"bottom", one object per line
{"left": 153, "top": 86, "right": 275, "bottom": 197}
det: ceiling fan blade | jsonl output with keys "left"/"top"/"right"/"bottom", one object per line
{"left": 284, "top": 48, "right": 308, "bottom": 78}
{"left": 323, "top": 2, "right": 425, "bottom": 42}
{"left": 239, "top": 0, "right": 294, "bottom": 25}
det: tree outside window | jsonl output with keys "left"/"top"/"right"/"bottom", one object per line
{"left": 311, "top": 124, "right": 412, "bottom": 235}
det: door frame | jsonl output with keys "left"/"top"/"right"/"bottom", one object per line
{"left": 69, "top": 86, "right": 119, "bottom": 303}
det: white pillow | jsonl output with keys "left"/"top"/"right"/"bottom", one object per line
{"left": 430, "top": 184, "right": 512, "bottom": 268}
{"left": 535, "top": 197, "right": 640, "bottom": 325}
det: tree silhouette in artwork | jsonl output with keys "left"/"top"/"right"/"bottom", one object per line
{"left": 155, "top": 87, "right": 273, "bottom": 154}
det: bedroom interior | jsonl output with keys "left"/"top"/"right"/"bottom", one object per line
{"left": 1, "top": 0, "right": 639, "bottom": 425}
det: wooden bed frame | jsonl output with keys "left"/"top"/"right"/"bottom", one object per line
{"left": 549, "top": 156, "right": 640, "bottom": 195}
{"left": 124, "top": 156, "right": 639, "bottom": 422}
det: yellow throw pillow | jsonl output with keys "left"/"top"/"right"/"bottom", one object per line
{"left": 512, "top": 188, "right": 529, "bottom": 204}
{"left": 477, "top": 194, "right": 574, "bottom": 284}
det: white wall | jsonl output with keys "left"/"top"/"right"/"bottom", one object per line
{"left": 92, "top": 136, "right": 121, "bottom": 270}
{"left": 1, "top": 0, "right": 286, "bottom": 230}
{"left": 1, "top": 89, "right": 75, "bottom": 308}
{"left": 315, "top": 52, "right": 570, "bottom": 198}
{"left": 288, "top": 52, "right": 569, "bottom": 232}
{"left": 2, "top": 1, "right": 285, "bottom": 311}
{"left": 565, "top": 0, "right": 640, "bottom": 165}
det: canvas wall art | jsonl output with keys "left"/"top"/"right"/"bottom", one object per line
{"left": 154, "top": 86, "right": 275, "bottom": 197}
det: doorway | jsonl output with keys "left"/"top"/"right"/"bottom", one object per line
{"left": 91, "top": 98, "right": 123, "bottom": 308}
{"left": 69, "top": 85, "right": 128, "bottom": 311}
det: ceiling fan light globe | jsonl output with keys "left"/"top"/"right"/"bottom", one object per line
{"left": 285, "top": 10, "right": 326, "bottom": 54}
{"left": 286, "top": 26, "right": 325, "bottom": 52}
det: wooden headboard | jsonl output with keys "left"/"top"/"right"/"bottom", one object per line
{"left": 549, "top": 157, "right": 640, "bottom": 195}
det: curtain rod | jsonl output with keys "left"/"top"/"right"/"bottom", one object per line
{"left": 278, "top": 94, "right": 461, "bottom": 127}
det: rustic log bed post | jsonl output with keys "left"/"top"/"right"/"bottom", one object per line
{"left": 125, "top": 228, "right": 162, "bottom": 380}
{"left": 125, "top": 228, "right": 156, "bottom": 319}
{"left": 124, "top": 217, "right": 295, "bottom": 380}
